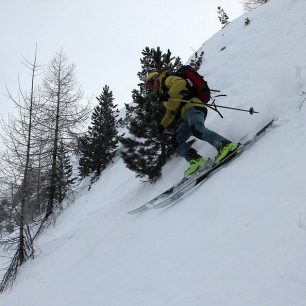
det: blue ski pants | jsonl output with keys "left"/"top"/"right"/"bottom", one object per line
{"left": 174, "top": 107, "right": 230, "bottom": 160}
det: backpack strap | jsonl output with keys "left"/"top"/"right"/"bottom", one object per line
{"left": 161, "top": 72, "right": 190, "bottom": 98}
{"left": 160, "top": 72, "right": 171, "bottom": 92}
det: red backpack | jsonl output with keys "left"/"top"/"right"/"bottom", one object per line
{"left": 176, "top": 65, "right": 211, "bottom": 103}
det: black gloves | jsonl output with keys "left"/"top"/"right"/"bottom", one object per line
{"left": 158, "top": 92, "right": 170, "bottom": 102}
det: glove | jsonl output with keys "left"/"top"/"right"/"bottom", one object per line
{"left": 158, "top": 92, "right": 170, "bottom": 102}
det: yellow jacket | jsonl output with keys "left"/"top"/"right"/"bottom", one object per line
{"left": 158, "top": 72, "right": 206, "bottom": 128}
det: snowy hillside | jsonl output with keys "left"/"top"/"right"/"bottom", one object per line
{"left": 1, "top": 0, "right": 306, "bottom": 305}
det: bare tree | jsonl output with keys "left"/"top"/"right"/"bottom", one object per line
{"left": 242, "top": 0, "right": 268, "bottom": 11}
{"left": 0, "top": 48, "right": 90, "bottom": 292}
{"left": 38, "top": 50, "right": 89, "bottom": 226}
{"left": 0, "top": 45, "right": 43, "bottom": 292}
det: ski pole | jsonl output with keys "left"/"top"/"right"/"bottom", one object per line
{"left": 169, "top": 98, "right": 258, "bottom": 115}
{"left": 207, "top": 103, "right": 259, "bottom": 115}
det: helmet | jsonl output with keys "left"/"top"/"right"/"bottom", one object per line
{"left": 145, "top": 71, "right": 159, "bottom": 82}
{"left": 145, "top": 71, "right": 160, "bottom": 91}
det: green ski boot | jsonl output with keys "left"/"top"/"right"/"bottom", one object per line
{"left": 215, "top": 142, "right": 238, "bottom": 164}
{"left": 184, "top": 157, "right": 206, "bottom": 177}
{"left": 184, "top": 148, "right": 206, "bottom": 177}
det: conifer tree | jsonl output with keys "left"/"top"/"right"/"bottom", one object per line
{"left": 78, "top": 135, "right": 92, "bottom": 178}
{"left": 79, "top": 85, "right": 119, "bottom": 180}
{"left": 55, "top": 140, "right": 76, "bottom": 204}
{"left": 120, "top": 47, "right": 182, "bottom": 182}
{"left": 190, "top": 51, "right": 204, "bottom": 71}
{"left": 217, "top": 6, "right": 229, "bottom": 27}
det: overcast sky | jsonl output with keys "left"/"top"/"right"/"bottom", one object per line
{"left": 0, "top": 0, "right": 243, "bottom": 117}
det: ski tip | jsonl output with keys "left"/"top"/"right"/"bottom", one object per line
{"left": 127, "top": 205, "right": 147, "bottom": 214}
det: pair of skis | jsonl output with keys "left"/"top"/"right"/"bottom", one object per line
{"left": 128, "top": 120, "right": 274, "bottom": 214}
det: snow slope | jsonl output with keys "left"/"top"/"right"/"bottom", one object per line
{"left": 1, "top": 0, "right": 306, "bottom": 305}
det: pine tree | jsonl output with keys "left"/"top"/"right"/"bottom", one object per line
{"left": 217, "top": 6, "right": 229, "bottom": 27}
{"left": 78, "top": 135, "right": 92, "bottom": 178}
{"left": 78, "top": 85, "right": 119, "bottom": 181}
{"left": 190, "top": 51, "right": 204, "bottom": 71}
{"left": 55, "top": 140, "right": 76, "bottom": 204}
{"left": 120, "top": 47, "right": 182, "bottom": 182}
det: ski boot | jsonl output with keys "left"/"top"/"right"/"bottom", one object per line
{"left": 184, "top": 148, "right": 206, "bottom": 177}
{"left": 215, "top": 142, "right": 238, "bottom": 164}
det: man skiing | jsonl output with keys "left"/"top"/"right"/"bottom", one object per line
{"left": 145, "top": 70, "right": 238, "bottom": 176}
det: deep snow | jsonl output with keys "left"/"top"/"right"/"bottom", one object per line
{"left": 1, "top": 0, "right": 306, "bottom": 305}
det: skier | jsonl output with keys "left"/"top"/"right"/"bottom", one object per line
{"left": 145, "top": 71, "right": 238, "bottom": 176}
